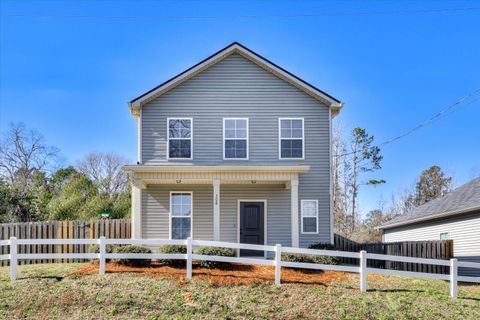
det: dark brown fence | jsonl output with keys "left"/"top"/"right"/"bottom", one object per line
{"left": 0, "top": 219, "right": 131, "bottom": 266}
{"left": 334, "top": 234, "right": 454, "bottom": 274}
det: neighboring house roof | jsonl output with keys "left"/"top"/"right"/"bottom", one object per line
{"left": 379, "top": 177, "right": 480, "bottom": 230}
{"left": 128, "top": 42, "right": 343, "bottom": 116}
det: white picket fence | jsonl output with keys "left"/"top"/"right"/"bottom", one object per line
{"left": 1, "top": 237, "right": 479, "bottom": 299}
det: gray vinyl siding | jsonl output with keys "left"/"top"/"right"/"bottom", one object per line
{"left": 141, "top": 53, "right": 331, "bottom": 245}
{"left": 383, "top": 211, "right": 480, "bottom": 276}
{"left": 142, "top": 184, "right": 291, "bottom": 247}
{"left": 142, "top": 185, "right": 213, "bottom": 240}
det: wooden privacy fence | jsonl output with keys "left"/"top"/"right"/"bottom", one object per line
{"left": 334, "top": 234, "right": 454, "bottom": 274}
{"left": 1, "top": 237, "right": 479, "bottom": 300}
{"left": 0, "top": 219, "right": 131, "bottom": 266}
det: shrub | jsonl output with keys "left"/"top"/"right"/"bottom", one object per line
{"left": 282, "top": 243, "right": 340, "bottom": 266}
{"left": 158, "top": 245, "right": 187, "bottom": 267}
{"left": 113, "top": 245, "right": 152, "bottom": 267}
{"left": 307, "top": 243, "right": 340, "bottom": 265}
{"left": 87, "top": 244, "right": 116, "bottom": 262}
{"left": 196, "top": 246, "right": 236, "bottom": 268}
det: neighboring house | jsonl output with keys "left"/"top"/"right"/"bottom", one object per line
{"left": 123, "top": 42, "right": 343, "bottom": 255}
{"left": 379, "top": 177, "right": 480, "bottom": 276}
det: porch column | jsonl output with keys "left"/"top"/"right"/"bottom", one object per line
{"left": 131, "top": 178, "right": 143, "bottom": 239}
{"left": 291, "top": 178, "right": 299, "bottom": 247}
{"left": 213, "top": 179, "right": 221, "bottom": 241}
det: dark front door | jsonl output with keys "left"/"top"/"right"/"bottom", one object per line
{"left": 239, "top": 202, "right": 265, "bottom": 256}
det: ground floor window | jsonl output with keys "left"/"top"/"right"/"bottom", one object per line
{"left": 301, "top": 200, "right": 318, "bottom": 234}
{"left": 440, "top": 232, "right": 449, "bottom": 240}
{"left": 170, "top": 192, "right": 192, "bottom": 239}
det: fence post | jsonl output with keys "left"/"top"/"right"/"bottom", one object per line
{"left": 99, "top": 236, "right": 106, "bottom": 275}
{"left": 186, "top": 237, "right": 192, "bottom": 280}
{"left": 10, "top": 237, "right": 17, "bottom": 281}
{"left": 360, "top": 250, "right": 367, "bottom": 292}
{"left": 450, "top": 258, "right": 458, "bottom": 299}
{"left": 275, "top": 244, "right": 282, "bottom": 285}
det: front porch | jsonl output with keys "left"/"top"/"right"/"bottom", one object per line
{"left": 124, "top": 165, "right": 310, "bottom": 248}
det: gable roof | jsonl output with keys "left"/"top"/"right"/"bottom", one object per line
{"left": 128, "top": 42, "right": 343, "bottom": 116}
{"left": 379, "top": 177, "right": 480, "bottom": 230}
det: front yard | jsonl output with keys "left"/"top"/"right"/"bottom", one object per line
{"left": 0, "top": 263, "right": 479, "bottom": 319}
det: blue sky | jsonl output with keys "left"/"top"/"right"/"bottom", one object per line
{"left": 1, "top": 1, "right": 479, "bottom": 215}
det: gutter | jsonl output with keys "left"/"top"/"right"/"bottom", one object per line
{"left": 377, "top": 204, "right": 480, "bottom": 230}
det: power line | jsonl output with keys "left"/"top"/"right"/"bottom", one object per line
{"left": 1, "top": 7, "right": 480, "bottom": 20}
{"left": 336, "top": 87, "right": 480, "bottom": 158}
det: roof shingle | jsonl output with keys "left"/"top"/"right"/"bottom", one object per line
{"left": 380, "top": 177, "right": 480, "bottom": 229}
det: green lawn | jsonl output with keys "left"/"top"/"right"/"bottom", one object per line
{"left": 0, "top": 263, "right": 479, "bottom": 319}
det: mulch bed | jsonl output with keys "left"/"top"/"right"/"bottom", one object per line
{"left": 70, "top": 262, "right": 351, "bottom": 286}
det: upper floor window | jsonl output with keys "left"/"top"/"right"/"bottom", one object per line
{"left": 168, "top": 118, "right": 192, "bottom": 159}
{"left": 224, "top": 118, "right": 248, "bottom": 160}
{"left": 279, "top": 118, "right": 304, "bottom": 159}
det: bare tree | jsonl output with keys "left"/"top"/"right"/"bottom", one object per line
{"left": 0, "top": 123, "right": 58, "bottom": 188}
{"left": 76, "top": 152, "right": 129, "bottom": 196}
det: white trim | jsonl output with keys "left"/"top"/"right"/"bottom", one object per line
{"left": 166, "top": 117, "right": 193, "bottom": 160}
{"left": 213, "top": 179, "right": 221, "bottom": 241}
{"left": 223, "top": 118, "right": 249, "bottom": 160}
{"left": 278, "top": 118, "right": 305, "bottom": 160}
{"left": 301, "top": 199, "right": 319, "bottom": 234}
{"left": 329, "top": 107, "right": 334, "bottom": 244}
{"left": 237, "top": 199, "right": 268, "bottom": 258}
{"left": 290, "top": 179, "right": 299, "bottom": 247}
{"left": 124, "top": 165, "right": 310, "bottom": 173}
{"left": 138, "top": 108, "right": 142, "bottom": 164}
{"left": 169, "top": 191, "right": 193, "bottom": 240}
{"left": 128, "top": 43, "right": 342, "bottom": 111}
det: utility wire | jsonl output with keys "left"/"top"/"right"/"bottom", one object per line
{"left": 1, "top": 7, "right": 480, "bottom": 20}
{"left": 336, "top": 87, "right": 480, "bottom": 158}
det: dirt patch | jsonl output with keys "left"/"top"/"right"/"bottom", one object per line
{"left": 70, "top": 262, "right": 350, "bottom": 286}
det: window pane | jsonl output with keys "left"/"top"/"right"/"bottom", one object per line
{"left": 281, "top": 129, "right": 291, "bottom": 139}
{"left": 169, "top": 140, "right": 191, "bottom": 158}
{"left": 291, "top": 129, "right": 303, "bottom": 138}
{"left": 303, "top": 217, "right": 317, "bottom": 233}
{"left": 236, "top": 129, "right": 247, "bottom": 139}
{"left": 180, "top": 128, "right": 191, "bottom": 138}
{"left": 225, "top": 119, "right": 235, "bottom": 130}
{"left": 225, "top": 129, "right": 236, "bottom": 139}
{"left": 172, "top": 218, "right": 191, "bottom": 239}
{"left": 180, "top": 119, "right": 191, "bottom": 129}
{"left": 291, "top": 140, "right": 303, "bottom": 158}
{"left": 292, "top": 120, "right": 302, "bottom": 129}
{"left": 281, "top": 119, "right": 291, "bottom": 129}
{"left": 236, "top": 120, "right": 247, "bottom": 129}
{"left": 225, "top": 139, "right": 247, "bottom": 158}
{"left": 302, "top": 201, "right": 317, "bottom": 217}
{"left": 281, "top": 140, "right": 292, "bottom": 158}
{"left": 169, "top": 128, "right": 179, "bottom": 138}
{"left": 171, "top": 193, "right": 182, "bottom": 205}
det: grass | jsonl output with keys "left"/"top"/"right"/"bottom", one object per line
{"left": 0, "top": 263, "right": 479, "bottom": 319}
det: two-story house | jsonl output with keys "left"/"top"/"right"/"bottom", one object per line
{"left": 123, "top": 42, "right": 343, "bottom": 255}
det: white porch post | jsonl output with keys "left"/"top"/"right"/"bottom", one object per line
{"left": 213, "top": 179, "right": 221, "bottom": 241}
{"left": 291, "top": 178, "right": 299, "bottom": 247}
{"left": 131, "top": 178, "right": 143, "bottom": 239}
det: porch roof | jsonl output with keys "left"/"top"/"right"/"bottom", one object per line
{"left": 123, "top": 165, "right": 309, "bottom": 186}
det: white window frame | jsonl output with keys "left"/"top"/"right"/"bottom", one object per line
{"left": 278, "top": 117, "right": 305, "bottom": 160}
{"left": 440, "top": 232, "right": 450, "bottom": 241}
{"left": 223, "top": 118, "right": 249, "bottom": 160}
{"left": 169, "top": 191, "right": 193, "bottom": 240}
{"left": 167, "top": 117, "right": 193, "bottom": 160}
{"left": 301, "top": 199, "right": 318, "bottom": 234}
